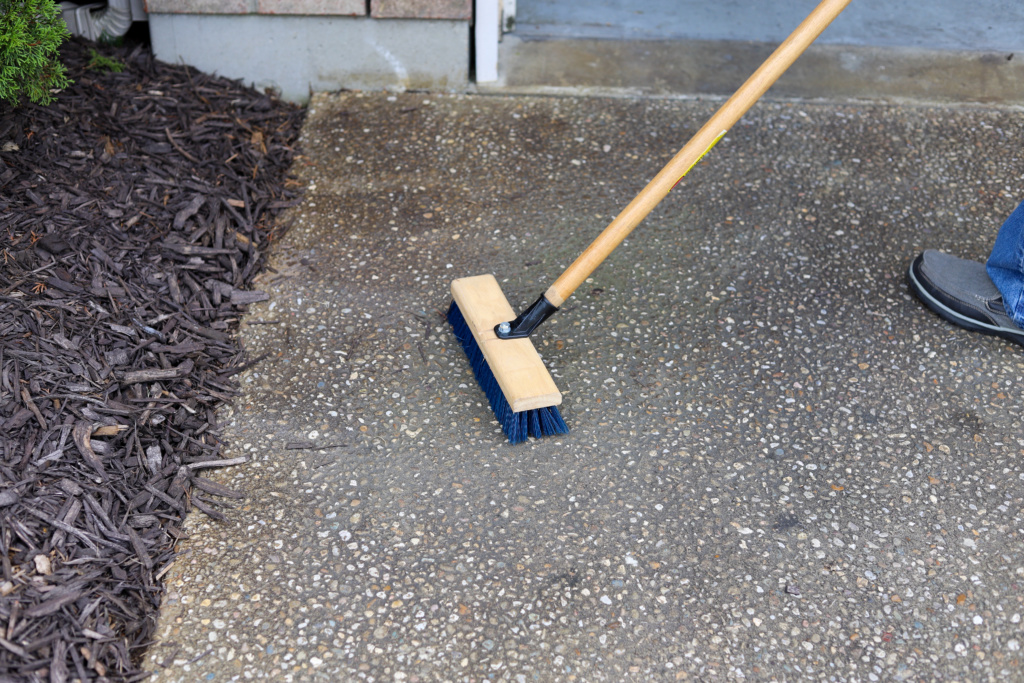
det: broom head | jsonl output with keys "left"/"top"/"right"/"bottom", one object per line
{"left": 448, "top": 275, "right": 568, "bottom": 444}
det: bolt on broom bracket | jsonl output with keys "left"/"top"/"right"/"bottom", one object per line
{"left": 494, "top": 294, "right": 559, "bottom": 340}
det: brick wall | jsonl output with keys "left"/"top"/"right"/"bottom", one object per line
{"left": 147, "top": 0, "right": 474, "bottom": 100}
{"left": 146, "top": 0, "right": 472, "bottom": 20}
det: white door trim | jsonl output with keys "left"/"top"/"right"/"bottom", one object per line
{"left": 475, "top": 0, "right": 500, "bottom": 82}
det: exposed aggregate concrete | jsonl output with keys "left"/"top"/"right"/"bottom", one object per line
{"left": 147, "top": 92, "right": 1024, "bottom": 682}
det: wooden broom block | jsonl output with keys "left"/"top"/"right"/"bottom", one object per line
{"left": 451, "top": 275, "right": 562, "bottom": 412}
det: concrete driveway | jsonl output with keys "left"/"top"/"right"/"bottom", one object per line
{"left": 147, "top": 91, "right": 1024, "bottom": 682}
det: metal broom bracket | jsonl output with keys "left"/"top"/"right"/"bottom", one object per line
{"left": 494, "top": 294, "right": 559, "bottom": 339}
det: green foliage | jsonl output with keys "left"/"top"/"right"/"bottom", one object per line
{"left": 0, "top": 0, "right": 72, "bottom": 106}
{"left": 87, "top": 48, "right": 124, "bottom": 73}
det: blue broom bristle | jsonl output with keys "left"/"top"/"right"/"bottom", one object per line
{"left": 447, "top": 301, "right": 569, "bottom": 444}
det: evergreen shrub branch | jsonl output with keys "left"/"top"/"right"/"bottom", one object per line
{"left": 0, "top": 0, "right": 72, "bottom": 106}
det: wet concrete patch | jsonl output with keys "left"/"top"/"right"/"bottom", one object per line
{"left": 148, "top": 92, "right": 1024, "bottom": 681}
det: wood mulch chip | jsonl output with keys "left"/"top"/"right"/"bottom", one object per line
{"left": 1, "top": 37, "right": 305, "bottom": 681}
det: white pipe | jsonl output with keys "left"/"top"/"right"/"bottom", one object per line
{"left": 475, "top": 0, "right": 500, "bottom": 82}
{"left": 59, "top": 1, "right": 136, "bottom": 42}
{"left": 93, "top": 0, "right": 133, "bottom": 41}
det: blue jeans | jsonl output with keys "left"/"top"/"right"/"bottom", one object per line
{"left": 987, "top": 199, "right": 1024, "bottom": 328}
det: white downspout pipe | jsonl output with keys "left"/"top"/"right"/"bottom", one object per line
{"left": 475, "top": 0, "right": 500, "bottom": 83}
{"left": 93, "top": 0, "right": 134, "bottom": 40}
{"left": 60, "top": 1, "right": 136, "bottom": 42}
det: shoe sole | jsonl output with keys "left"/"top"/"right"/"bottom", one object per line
{"left": 908, "top": 255, "right": 1024, "bottom": 348}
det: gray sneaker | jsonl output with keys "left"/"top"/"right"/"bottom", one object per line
{"left": 908, "top": 250, "right": 1024, "bottom": 347}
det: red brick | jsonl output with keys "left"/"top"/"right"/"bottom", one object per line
{"left": 147, "top": 0, "right": 250, "bottom": 13}
{"left": 148, "top": 0, "right": 367, "bottom": 14}
{"left": 370, "top": 0, "right": 471, "bottom": 21}
{"left": 257, "top": 0, "right": 365, "bottom": 14}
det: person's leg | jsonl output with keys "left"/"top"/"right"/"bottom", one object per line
{"left": 986, "top": 199, "right": 1024, "bottom": 329}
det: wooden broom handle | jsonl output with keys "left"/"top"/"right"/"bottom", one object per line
{"left": 544, "top": 0, "right": 852, "bottom": 307}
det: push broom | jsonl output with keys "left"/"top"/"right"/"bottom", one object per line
{"left": 448, "top": 0, "right": 852, "bottom": 443}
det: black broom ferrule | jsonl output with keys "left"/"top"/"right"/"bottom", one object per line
{"left": 494, "top": 294, "right": 558, "bottom": 339}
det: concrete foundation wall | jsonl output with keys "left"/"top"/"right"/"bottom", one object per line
{"left": 149, "top": 14, "right": 469, "bottom": 102}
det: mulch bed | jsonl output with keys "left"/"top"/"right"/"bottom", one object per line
{"left": 1, "top": 37, "right": 305, "bottom": 681}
